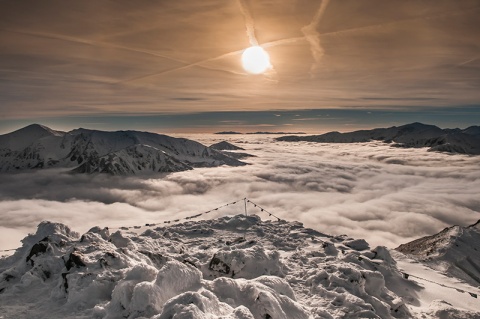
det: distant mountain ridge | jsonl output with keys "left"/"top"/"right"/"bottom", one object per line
{"left": 209, "top": 141, "right": 245, "bottom": 151}
{"left": 209, "top": 141, "right": 255, "bottom": 160}
{"left": 276, "top": 123, "right": 480, "bottom": 155}
{"left": 215, "top": 131, "right": 306, "bottom": 135}
{"left": 396, "top": 219, "right": 480, "bottom": 287}
{"left": 0, "top": 124, "right": 246, "bottom": 175}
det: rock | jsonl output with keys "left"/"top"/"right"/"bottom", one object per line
{"left": 26, "top": 238, "right": 49, "bottom": 265}
{"left": 65, "top": 251, "right": 86, "bottom": 270}
{"left": 344, "top": 239, "right": 370, "bottom": 251}
{"left": 209, "top": 256, "right": 231, "bottom": 274}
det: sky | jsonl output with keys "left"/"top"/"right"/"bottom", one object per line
{"left": 1, "top": 0, "right": 480, "bottom": 133}
{"left": 1, "top": 135, "right": 479, "bottom": 251}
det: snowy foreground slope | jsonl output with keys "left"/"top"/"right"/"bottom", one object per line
{"left": 0, "top": 124, "right": 246, "bottom": 174}
{"left": 277, "top": 123, "right": 480, "bottom": 155}
{"left": 397, "top": 220, "right": 480, "bottom": 288}
{"left": 1, "top": 215, "right": 479, "bottom": 318}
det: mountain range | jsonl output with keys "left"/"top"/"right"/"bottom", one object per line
{"left": 277, "top": 123, "right": 480, "bottom": 155}
{"left": 0, "top": 124, "right": 246, "bottom": 175}
{"left": 215, "top": 131, "right": 306, "bottom": 135}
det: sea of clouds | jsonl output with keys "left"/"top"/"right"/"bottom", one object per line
{"left": 1, "top": 134, "right": 479, "bottom": 251}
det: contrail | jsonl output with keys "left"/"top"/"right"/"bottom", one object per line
{"left": 301, "top": 0, "right": 330, "bottom": 75}
{"left": 120, "top": 4, "right": 480, "bottom": 83}
{"left": 237, "top": 0, "right": 258, "bottom": 46}
{"left": 1, "top": 29, "right": 189, "bottom": 65}
{"left": 2, "top": 28, "right": 245, "bottom": 79}
{"left": 121, "top": 0, "right": 269, "bottom": 84}
{"left": 236, "top": 0, "right": 278, "bottom": 78}
{"left": 457, "top": 56, "right": 479, "bottom": 67}
{"left": 263, "top": 4, "right": 480, "bottom": 49}
{"left": 120, "top": 50, "right": 245, "bottom": 83}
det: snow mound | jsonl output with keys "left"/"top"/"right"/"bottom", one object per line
{"left": 1, "top": 214, "right": 478, "bottom": 318}
{"left": 206, "top": 245, "right": 285, "bottom": 279}
{"left": 100, "top": 260, "right": 202, "bottom": 318}
{"left": 207, "top": 276, "right": 310, "bottom": 319}
{"left": 24, "top": 221, "right": 79, "bottom": 245}
{"left": 425, "top": 300, "right": 480, "bottom": 319}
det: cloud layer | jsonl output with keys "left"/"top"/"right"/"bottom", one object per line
{"left": 1, "top": 135, "right": 479, "bottom": 251}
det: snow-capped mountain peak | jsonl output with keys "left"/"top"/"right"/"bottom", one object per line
{"left": 0, "top": 125, "right": 246, "bottom": 174}
{"left": 210, "top": 141, "right": 245, "bottom": 151}
{"left": 0, "top": 124, "right": 65, "bottom": 152}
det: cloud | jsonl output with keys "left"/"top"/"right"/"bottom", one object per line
{"left": 291, "top": 118, "right": 322, "bottom": 121}
{"left": 301, "top": 0, "right": 330, "bottom": 74}
{"left": 237, "top": 0, "right": 258, "bottom": 46}
{"left": 1, "top": 136, "right": 480, "bottom": 252}
{"left": 169, "top": 97, "right": 205, "bottom": 101}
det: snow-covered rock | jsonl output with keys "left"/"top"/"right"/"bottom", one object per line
{"left": 0, "top": 215, "right": 478, "bottom": 318}
{"left": 0, "top": 124, "right": 246, "bottom": 174}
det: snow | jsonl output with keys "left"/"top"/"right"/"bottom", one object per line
{"left": 392, "top": 251, "right": 480, "bottom": 317}
{"left": 0, "top": 125, "right": 246, "bottom": 174}
{"left": 1, "top": 215, "right": 478, "bottom": 318}
{"left": 396, "top": 220, "right": 480, "bottom": 288}
{"left": 0, "top": 124, "right": 65, "bottom": 152}
{"left": 210, "top": 141, "right": 245, "bottom": 151}
{"left": 277, "top": 123, "right": 480, "bottom": 155}
{"left": 72, "top": 144, "right": 192, "bottom": 174}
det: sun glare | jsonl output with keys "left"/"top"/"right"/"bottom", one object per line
{"left": 241, "top": 46, "right": 271, "bottom": 74}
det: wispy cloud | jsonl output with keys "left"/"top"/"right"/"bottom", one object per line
{"left": 237, "top": 0, "right": 258, "bottom": 46}
{"left": 292, "top": 117, "right": 321, "bottom": 121}
{"left": 301, "top": 0, "right": 330, "bottom": 75}
{"left": 169, "top": 97, "right": 205, "bottom": 101}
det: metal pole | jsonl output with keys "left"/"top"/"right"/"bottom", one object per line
{"left": 244, "top": 197, "right": 248, "bottom": 216}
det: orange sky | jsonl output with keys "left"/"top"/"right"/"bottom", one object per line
{"left": 1, "top": 0, "right": 479, "bottom": 131}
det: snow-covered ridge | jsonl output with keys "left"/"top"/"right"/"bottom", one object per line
{"left": 0, "top": 124, "right": 246, "bottom": 174}
{"left": 396, "top": 219, "right": 480, "bottom": 287}
{"left": 209, "top": 141, "right": 255, "bottom": 160}
{"left": 1, "top": 215, "right": 478, "bottom": 318}
{"left": 277, "top": 123, "right": 480, "bottom": 155}
{"left": 210, "top": 141, "right": 245, "bottom": 151}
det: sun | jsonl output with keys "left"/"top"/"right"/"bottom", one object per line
{"left": 241, "top": 46, "right": 271, "bottom": 74}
